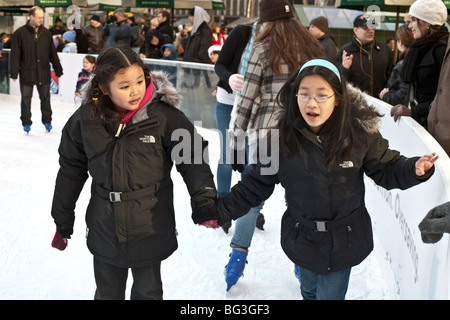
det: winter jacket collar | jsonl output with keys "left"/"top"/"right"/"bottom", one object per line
{"left": 25, "top": 21, "right": 42, "bottom": 34}
{"left": 130, "top": 70, "right": 182, "bottom": 125}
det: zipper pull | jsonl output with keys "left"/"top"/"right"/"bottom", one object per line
{"left": 347, "top": 226, "right": 352, "bottom": 248}
{"left": 115, "top": 123, "right": 125, "bottom": 137}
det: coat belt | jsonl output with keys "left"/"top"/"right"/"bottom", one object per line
{"left": 95, "top": 178, "right": 170, "bottom": 203}
{"left": 296, "top": 208, "right": 360, "bottom": 232}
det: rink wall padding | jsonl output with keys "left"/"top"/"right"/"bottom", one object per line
{"left": 364, "top": 96, "right": 450, "bottom": 300}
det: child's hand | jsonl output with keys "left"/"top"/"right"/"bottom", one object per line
{"left": 51, "top": 231, "right": 68, "bottom": 251}
{"left": 415, "top": 152, "right": 439, "bottom": 176}
{"left": 199, "top": 220, "right": 219, "bottom": 229}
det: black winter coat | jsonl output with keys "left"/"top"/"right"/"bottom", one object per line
{"left": 10, "top": 22, "right": 63, "bottom": 85}
{"left": 408, "top": 35, "right": 448, "bottom": 128}
{"left": 51, "top": 71, "right": 216, "bottom": 268}
{"left": 215, "top": 24, "right": 252, "bottom": 94}
{"left": 336, "top": 36, "right": 393, "bottom": 97}
{"left": 217, "top": 84, "right": 434, "bottom": 274}
{"left": 381, "top": 60, "right": 409, "bottom": 106}
{"left": 184, "top": 21, "right": 212, "bottom": 64}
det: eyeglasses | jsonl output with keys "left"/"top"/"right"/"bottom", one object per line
{"left": 296, "top": 93, "right": 335, "bottom": 103}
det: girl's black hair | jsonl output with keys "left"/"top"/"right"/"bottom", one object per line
{"left": 82, "top": 45, "right": 151, "bottom": 124}
{"left": 277, "top": 60, "right": 378, "bottom": 165}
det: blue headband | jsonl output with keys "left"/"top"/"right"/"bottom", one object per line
{"left": 298, "top": 59, "right": 341, "bottom": 83}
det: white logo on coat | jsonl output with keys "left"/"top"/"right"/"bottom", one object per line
{"left": 339, "top": 161, "right": 354, "bottom": 168}
{"left": 140, "top": 135, "right": 156, "bottom": 143}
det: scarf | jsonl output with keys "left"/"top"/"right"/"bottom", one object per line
{"left": 115, "top": 76, "right": 154, "bottom": 137}
{"left": 400, "top": 26, "right": 448, "bottom": 82}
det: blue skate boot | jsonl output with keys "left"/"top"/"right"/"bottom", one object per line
{"left": 224, "top": 248, "right": 248, "bottom": 291}
{"left": 44, "top": 122, "right": 52, "bottom": 132}
{"left": 294, "top": 264, "right": 301, "bottom": 284}
{"left": 23, "top": 124, "right": 31, "bottom": 134}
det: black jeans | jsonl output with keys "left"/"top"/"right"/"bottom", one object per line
{"left": 93, "top": 257, "right": 163, "bottom": 300}
{"left": 19, "top": 83, "right": 51, "bottom": 126}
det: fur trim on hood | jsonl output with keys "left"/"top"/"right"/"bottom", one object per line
{"left": 346, "top": 83, "right": 380, "bottom": 135}
{"left": 151, "top": 70, "right": 182, "bottom": 109}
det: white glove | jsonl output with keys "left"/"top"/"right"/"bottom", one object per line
{"left": 228, "top": 74, "right": 244, "bottom": 93}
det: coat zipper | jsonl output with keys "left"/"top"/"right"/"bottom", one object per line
{"left": 347, "top": 226, "right": 352, "bottom": 248}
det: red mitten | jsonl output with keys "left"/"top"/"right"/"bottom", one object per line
{"left": 200, "top": 220, "right": 219, "bottom": 229}
{"left": 51, "top": 231, "right": 67, "bottom": 251}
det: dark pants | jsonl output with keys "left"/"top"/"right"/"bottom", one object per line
{"left": 20, "top": 83, "right": 52, "bottom": 126}
{"left": 93, "top": 257, "right": 163, "bottom": 300}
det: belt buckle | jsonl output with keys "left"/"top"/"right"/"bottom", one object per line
{"left": 315, "top": 221, "right": 327, "bottom": 232}
{"left": 109, "top": 192, "right": 122, "bottom": 202}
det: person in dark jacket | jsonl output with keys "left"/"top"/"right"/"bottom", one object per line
{"left": 10, "top": 6, "right": 63, "bottom": 134}
{"left": 83, "top": 14, "right": 104, "bottom": 54}
{"left": 183, "top": 6, "right": 213, "bottom": 88}
{"left": 156, "top": 10, "right": 174, "bottom": 43}
{"left": 336, "top": 14, "right": 394, "bottom": 97}
{"left": 50, "top": 46, "right": 217, "bottom": 300}
{"left": 379, "top": 24, "right": 414, "bottom": 106}
{"left": 206, "top": 59, "right": 438, "bottom": 299}
{"left": 390, "top": 0, "right": 448, "bottom": 129}
{"left": 49, "top": 17, "right": 66, "bottom": 36}
{"left": 309, "top": 16, "right": 338, "bottom": 61}
{"left": 75, "top": 55, "right": 96, "bottom": 97}
{"left": 127, "top": 16, "right": 140, "bottom": 53}
{"left": 111, "top": 9, "right": 132, "bottom": 47}
{"left": 184, "top": 6, "right": 212, "bottom": 64}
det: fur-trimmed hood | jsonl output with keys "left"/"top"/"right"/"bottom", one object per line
{"left": 150, "top": 70, "right": 182, "bottom": 109}
{"left": 346, "top": 83, "right": 380, "bottom": 135}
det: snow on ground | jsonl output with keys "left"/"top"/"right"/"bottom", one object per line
{"left": 0, "top": 94, "right": 399, "bottom": 300}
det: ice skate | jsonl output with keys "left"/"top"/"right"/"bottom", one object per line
{"left": 224, "top": 248, "right": 248, "bottom": 291}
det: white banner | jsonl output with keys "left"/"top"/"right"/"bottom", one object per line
{"left": 365, "top": 96, "right": 450, "bottom": 300}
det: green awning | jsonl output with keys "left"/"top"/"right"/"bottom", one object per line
{"left": 294, "top": 4, "right": 407, "bottom": 31}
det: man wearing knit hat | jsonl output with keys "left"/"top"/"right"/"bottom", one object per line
{"left": 83, "top": 14, "right": 104, "bottom": 54}
{"left": 335, "top": 14, "right": 394, "bottom": 97}
{"left": 309, "top": 16, "right": 338, "bottom": 61}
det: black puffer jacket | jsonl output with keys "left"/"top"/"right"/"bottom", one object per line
{"left": 336, "top": 36, "right": 393, "bottom": 97}
{"left": 10, "top": 21, "right": 63, "bottom": 85}
{"left": 51, "top": 71, "right": 216, "bottom": 268}
{"left": 217, "top": 84, "right": 434, "bottom": 274}
{"left": 183, "top": 21, "right": 212, "bottom": 64}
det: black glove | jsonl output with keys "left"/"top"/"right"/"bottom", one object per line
{"left": 231, "top": 148, "right": 247, "bottom": 173}
{"left": 192, "top": 201, "right": 219, "bottom": 225}
{"left": 419, "top": 202, "right": 450, "bottom": 243}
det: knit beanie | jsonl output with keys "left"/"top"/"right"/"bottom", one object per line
{"left": 409, "top": 0, "right": 448, "bottom": 26}
{"left": 62, "top": 30, "right": 76, "bottom": 43}
{"left": 259, "top": 0, "right": 294, "bottom": 23}
{"left": 310, "top": 16, "right": 328, "bottom": 33}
